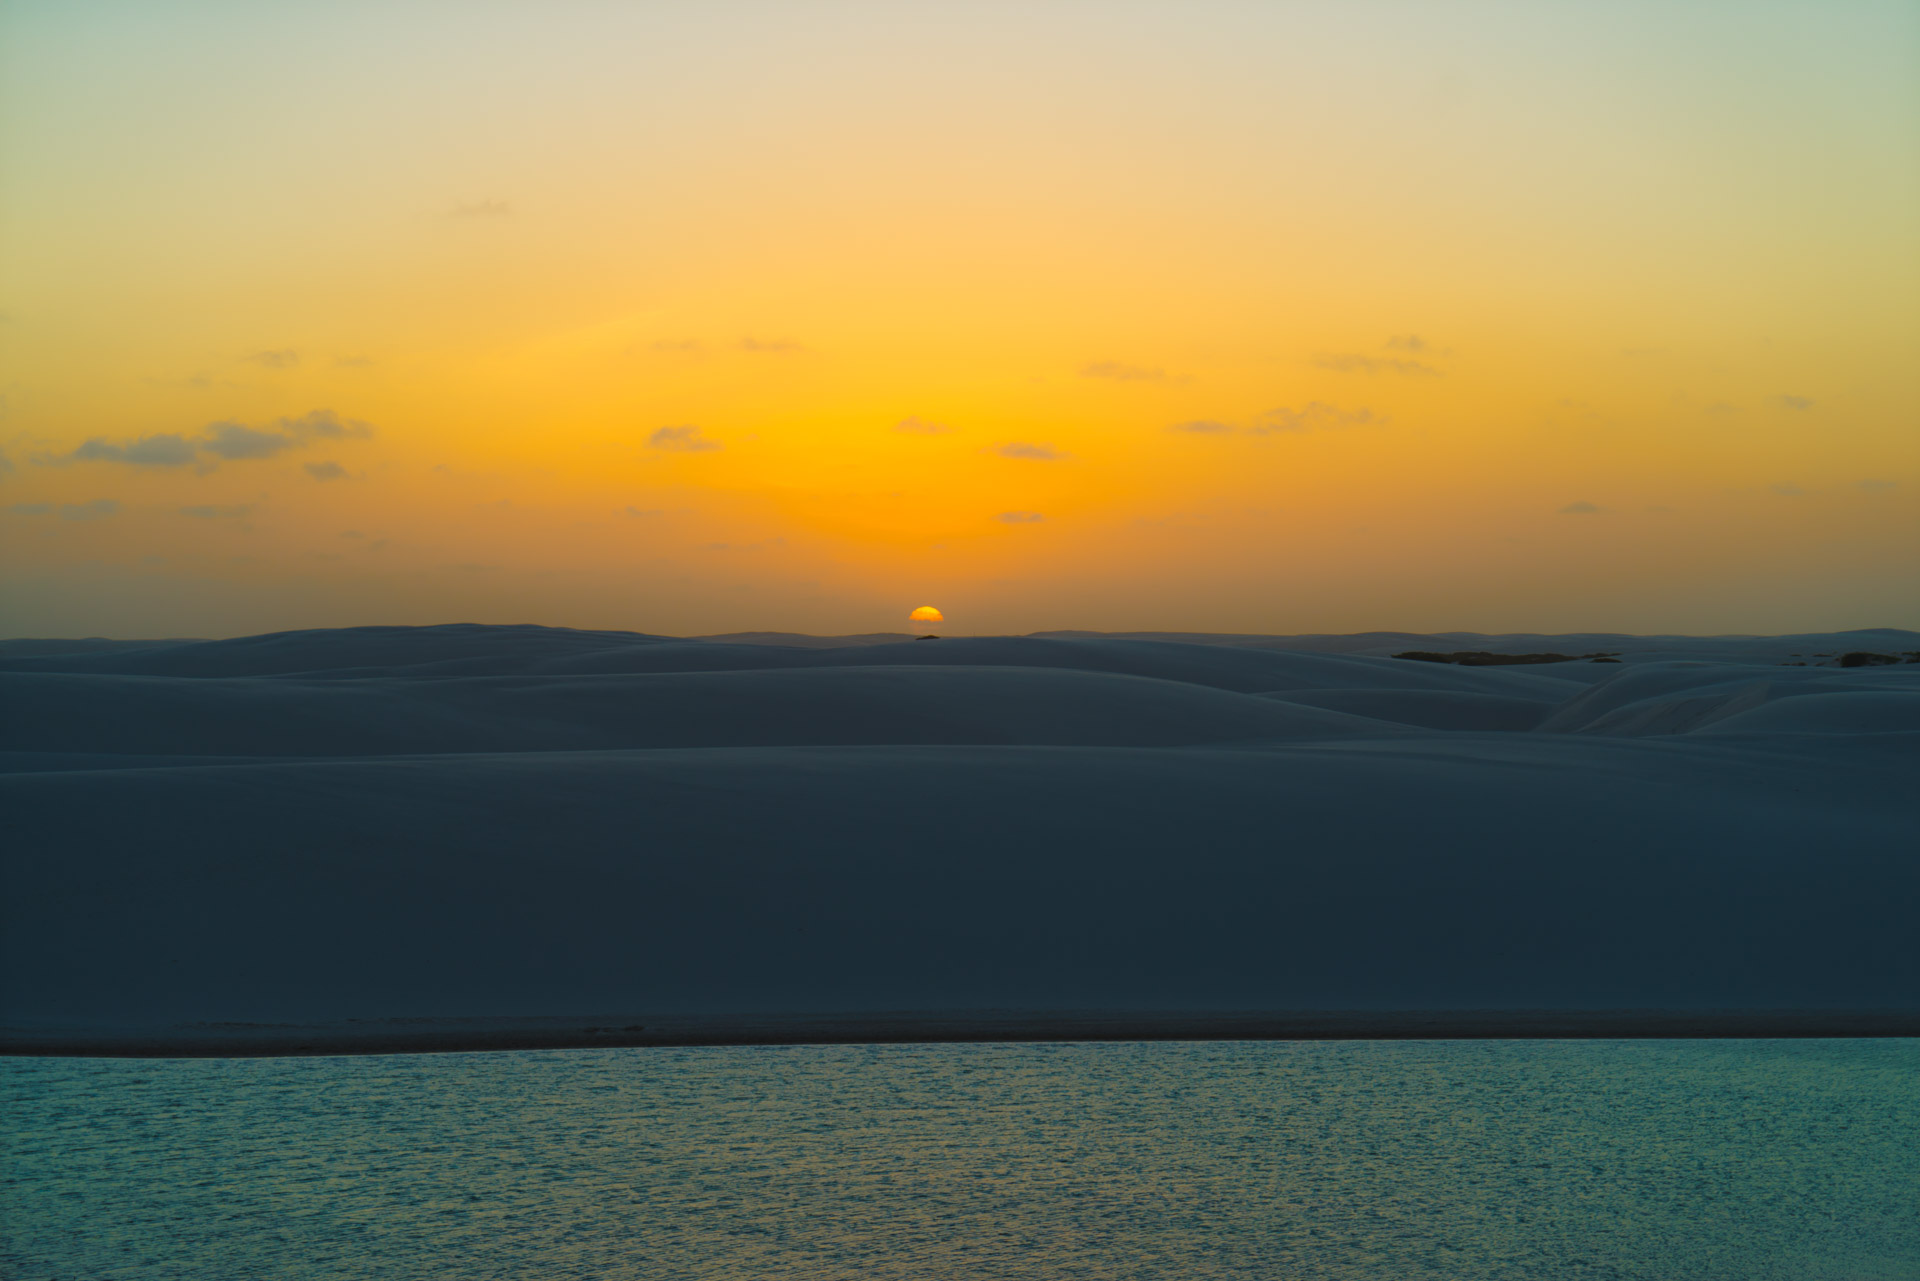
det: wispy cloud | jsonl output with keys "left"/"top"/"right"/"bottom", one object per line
{"left": 1310, "top": 353, "right": 1440, "bottom": 377}
{"left": 1256, "top": 403, "right": 1379, "bottom": 433}
{"left": 8, "top": 502, "right": 50, "bottom": 515}
{"left": 1167, "top": 404, "right": 1379, "bottom": 437}
{"left": 990, "top": 442, "right": 1068, "bottom": 461}
{"left": 0, "top": 446, "right": 13, "bottom": 474}
{"left": 996, "top": 510, "right": 1045, "bottom": 523}
{"left": 650, "top": 340, "right": 703, "bottom": 354}
{"left": 1559, "top": 501, "right": 1604, "bottom": 515}
{"left": 334, "top": 355, "right": 374, "bottom": 369}
{"left": 624, "top": 506, "right": 663, "bottom": 517}
{"left": 202, "top": 410, "right": 372, "bottom": 460}
{"left": 702, "top": 536, "right": 787, "bottom": 552}
{"left": 305, "top": 461, "right": 348, "bottom": 481}
{"left": 1769, "top": 482, "right": 1806, "bottom": 497}
{"left": 1777, "top": 395, "right": 1814, "bottom": 411}
{"left": 143, "top": 372, "right": 215, "bottom": 390}
{"left": 738, "top": 338, "right": 803, "bottom": 354}
{"left": 243, "top": 350, "right": 300, "bottom": 369}
{"left": 64, "top": 434, "right": 199, "bottom": 466}
{"left": 180, "top": 504, "right": 253, "bottom": 518}
{"left": 450, "top": 200, "right": 511, "bottom": 220}
{"left": 287, "top": 409, "right": 374, "bottom": 440}
{"left": 38, "top": 499, "right": 122, "bottom": 521}
{"left": 650, "top": 425, "right": 722, "bottom": 452}
{"left": 202, "top": 424, "right": 297, "bottom": 460}
{"left": 1082, "top": 361, "right": 1180, "bottom": 383}
{"left": 894, "top": 416, "right": 955, "bottom": 435}
{"left": 39, "top": 410, "right": 372, "bottom": 470}
{"left": 1385, "top": 335, "right": 1449, "bottom": 355}
{"left": 1858, "top": 479, "right": 1898, "bottom": 492}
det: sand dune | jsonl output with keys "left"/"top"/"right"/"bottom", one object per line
{"left": 2, "top": 624, "right": 1915, "bottom": 1046}
{"left": 1260, "top": 687, "right": 1560, "bottom": 732}
{"left": 0, "top": 665, "right": 1407, "bottom": 758}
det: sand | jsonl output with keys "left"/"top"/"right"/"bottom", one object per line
{"left": 3, "top": 624, "right": 1915, "bottom": 1054}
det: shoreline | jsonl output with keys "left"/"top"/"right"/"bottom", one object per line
{"left": 6, "top": 1009, "right": 1918, "bottom": 1059}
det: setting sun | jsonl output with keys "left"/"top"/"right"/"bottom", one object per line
{"left": 909, "top": 606, "right": 944, "bottom": 624}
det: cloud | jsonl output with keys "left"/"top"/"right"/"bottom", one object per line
{"left": 61, "top": 433, "right": 199, "bottom": 466}
{"left": 144, "top": 372, "right": 214, "bottom": 390}
{"left": 702, "top": 536, "right": 787, "bottom": 552}
{"left": 1385, "top": 335, "right": 1446, "bottom": 354}
{"left": 1255, "top": 403, "right": 1378, "bottom": 434}
{"left": 286, "top": 409, "right": 372, "bottom": 440}
{"left": 1777, "top": 395, "right": 1814, "bottom": 411}
{"left": 650, "top": 425, "right": 722, "bottom": 452}
{"left": 305, "top": 461, "right": 348, "bottom": 480}
{"left": 202, "top": 411, "right": 369, "bottom": 461}
{"left": 202, "top": 423, "right": 296, "bottom": 460}
{"left": 1168, "top": 419, "right": 1234, "bottom": 434}
{"left": 180, "top": 504, "right": 253, "bottom": 518}
{"left": 0, "top": 446, "right": 12, "bottom": 474}
{"left": 244, "top": 350, "right": 299, "bottom": 369}
{"left": 1082, "top": 361, "right": 1175, "bottom": 382}
{"left": 996, "top": 510, "right": 1045, "bottom": 523}
{"left": 650, "top": 340, "right": 702, "bottom": 354}
{"left": 40, "top": 410, "right": 372, "bottom": 469}
{"left": 894, "top": 416, "right": 955, "bottom": 435}
{"left": 61, "top": 499, "right": 120, "bottom": 521}
{"left": 450, "top": 200, "right": 511, "bottom": 219}
{"left": 1769, "top": 482, "right": 1805, "bottom": 497}
{"left": 624, "top": 506, "right": 663, "bottom": 517}
{"left": 1559, "top": 501, "right": 1604, "bottom": 515}
{"left": 9, "top": 502, "right": 51, "bottom": 515}
{"left": 991, "top": 442, "right": 1068, "bottom": 460}
{"left": 334, "top": 355, "right": 374, "bottom": 368}
{"left": 1310, "top": 353, "right": 1440, "bottom": 377}
{"left": 1858, "top": 479, "right": 1898, "bottom": 492}
{"left": 738, "top": 338, "right": 802, "bottom": 353}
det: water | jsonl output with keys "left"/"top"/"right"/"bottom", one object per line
{"left": 4, "top": 1040, "right": 1916, "bottom": 1279}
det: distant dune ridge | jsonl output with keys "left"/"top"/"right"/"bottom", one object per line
{"left": 3, "top": 624, "right": 1917, "bottom": 1054}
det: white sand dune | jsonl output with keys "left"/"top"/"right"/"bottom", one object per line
{"left": 1, "top": 623, "right": 1915, "bottom": 1039}
{"left": 1259, "top": 688, "right": 1561, "bottom": 732}
{"left": 0, "top": 666, "right": 1407, "bottom": 758}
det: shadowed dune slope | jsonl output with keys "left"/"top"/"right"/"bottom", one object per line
{"left": 0, "top": 665, "right": 1403, "bottom": 757}
{"left": 1539, "top": 664, "right": 1920, "bottom": 736}
{"left": 3, "top": 737, "right": 1915, "bottom": 1024}
{"left": 1261, "top": 688, "right": 1559, "bottom": 732}
{"left": 2, "top": 624, "right": 1916, "bottom": 1036}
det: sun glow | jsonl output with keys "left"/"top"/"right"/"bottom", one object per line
{"left": 0, "top": 3, "right": 1914, "bottom": 638}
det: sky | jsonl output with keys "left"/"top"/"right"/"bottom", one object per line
{"left": 2, "top": 0, "right": 1916, "bottom": 638}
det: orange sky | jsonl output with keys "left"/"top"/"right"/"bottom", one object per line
{"left": 2, "top": 1, "right": 1916, "bottom": 637}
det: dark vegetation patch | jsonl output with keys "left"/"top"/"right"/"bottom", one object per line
{"left": 1393, "top": 651, "right": 1620, "bottom": 667}
{"left": 1836, "top": 651, "right": 1918, "bottom": 667}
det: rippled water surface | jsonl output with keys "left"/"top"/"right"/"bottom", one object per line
{"left": 5, "top": 1040, "right": 1917, "bottom": 1279}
